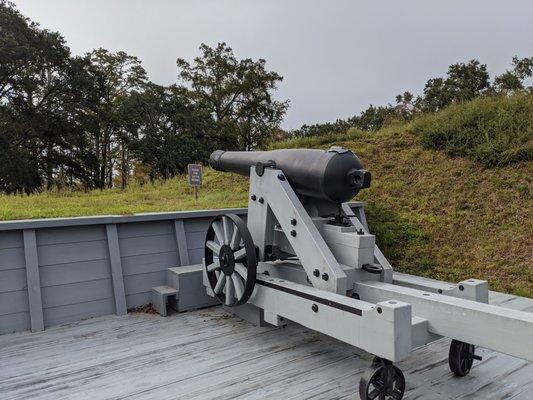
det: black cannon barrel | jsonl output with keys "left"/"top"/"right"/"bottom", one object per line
{"left": 209, "top": 147, "right": 371, "bottom": 203}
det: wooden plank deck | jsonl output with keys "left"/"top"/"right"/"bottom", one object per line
{"left": 1, "top": 290, "right": 532, "bottom": 400}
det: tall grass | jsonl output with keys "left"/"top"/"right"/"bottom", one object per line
{"left": 268, "top": 127, "right": 364, "bottom": 149}
{"left": 410, "top": 93, "right": 533, "bottom": 167}
{"left": 272, "top": 93, "right": 533, "bottom": 168}
{"left": 0, "top": 169, "right": 249, "bottom": 220}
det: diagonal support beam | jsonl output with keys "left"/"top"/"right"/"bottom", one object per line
{"left": 247, "top": 168, "right": 347, "bottom": 294}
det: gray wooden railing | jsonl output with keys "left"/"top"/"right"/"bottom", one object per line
{"left": 0, "top": 208, "right": 247, "bottom": 335}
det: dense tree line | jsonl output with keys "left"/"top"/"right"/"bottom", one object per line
{"left": 0, "top": 2, "right": 287, "bottom": 193}
{"left": 1, "top": 2, "right": 530, "bottom": 194}
{"left": 291, "top": 58, "right": 532, "bottom": 137}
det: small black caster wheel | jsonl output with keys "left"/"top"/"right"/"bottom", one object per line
{"left": 449, "top": 339, "right": 482, "bottom": 377}
{"left": 359, "top": 358, "right": 405, "bottom": 400}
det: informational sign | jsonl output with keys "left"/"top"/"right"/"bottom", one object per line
{"left": 187, "top": 164, "right": 203, "bottom": 200}
{"left": 188, "top": 164, "right": 203, "bottom": 186}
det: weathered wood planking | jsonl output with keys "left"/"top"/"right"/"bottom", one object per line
{"left": 118, "top": 220, "right": 178, "bottom": 308}
{"left": 0, "top": 287, "right": 531, "bottom": 400}
{"left": 0, "top": 230, "right": 29, "bottom": 334}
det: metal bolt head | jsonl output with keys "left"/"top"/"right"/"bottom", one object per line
{"left": 290, "top": 230, "right": 296, "bottom": 237}
{"left": 377, "top": 307, "right": 383, "bottom": 314}
{"left": 258, "top": 197, "right": 264, "bottom": 204}
{"left": 313, "top": 269, "right": 320, "bottom": 277}
{"left": 312, "top": 304, "right": 319, "bottom": 313}
{"left": 290, "top": 218, "right": 297, "bottom": 226}
{"left": 251, "top": 194, "right": 257, "bottom": 201}
{"left": 277, "top": 174, "right": 286, "bottom": 181}
{"left": 322, "top": 273, "right": 329, "bottom": 281}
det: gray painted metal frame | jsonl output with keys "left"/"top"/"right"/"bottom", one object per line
{"left": 247, "top": 168, "right": 348, "bottom": 293}
{"left": 213, "top": 166, "right": 533, "bottom": 364}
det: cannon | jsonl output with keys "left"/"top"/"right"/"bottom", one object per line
{"left": 209, "top": 148, "right": 371, "bottom": 203}
{"left": 203, "top": 147, "right": 533, "bottom": 400}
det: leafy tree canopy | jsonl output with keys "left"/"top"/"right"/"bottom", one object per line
{"left": 177, "top": 43, "right": 288, "bottom": 150}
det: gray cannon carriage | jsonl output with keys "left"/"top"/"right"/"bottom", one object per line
{"left": 203, "top": 147, "right": 533, "bottom": 400}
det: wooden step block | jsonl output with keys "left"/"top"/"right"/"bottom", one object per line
{"left": 151, "top": 286, "right": 178, "bottom": 317}
{"left": 167, "top": 265, "right": 219, "bottom": 312}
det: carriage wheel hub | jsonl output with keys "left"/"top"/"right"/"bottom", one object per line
{"left": 219, "top": 245, "right": 235, "bottom": 275}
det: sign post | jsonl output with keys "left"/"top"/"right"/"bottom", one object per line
{"left": 187, "top": 164, "right": 203, "bottom": 201}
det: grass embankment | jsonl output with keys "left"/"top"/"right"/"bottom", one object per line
{"left": 411, "top": 93, "right": 532, "bottom": 167}
{"left": 0, "top": 171, "right": 248, "bottom": 220}
{"left": 271, "top": 127, "right": 532, "bottom": 297}
{"left": 1, "top": 129, "right": 531, "bottom": 297}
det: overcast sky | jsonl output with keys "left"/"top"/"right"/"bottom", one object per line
{"left": 13, "top": 0, "right": 533, "bottom": 129}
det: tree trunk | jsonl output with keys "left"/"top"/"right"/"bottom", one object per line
{"left": 121, "top": 145, "right": 128, "bottom": 189}
{"left": 46, "top": 144, "right": 54, "bottom": 190}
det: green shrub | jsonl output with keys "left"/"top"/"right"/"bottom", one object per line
{"left": 410, "top": 93, "right": 533, "bottom": 167}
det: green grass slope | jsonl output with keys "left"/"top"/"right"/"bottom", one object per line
{"left": 1, "top": 129, "right": 531, "bottom": 297}
{"left": 0, "top": 170, "right": 249, "bottom": 220}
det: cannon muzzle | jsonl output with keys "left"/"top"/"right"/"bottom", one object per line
{"left": 209, "top": 147, "right": 371, "bottom": 203}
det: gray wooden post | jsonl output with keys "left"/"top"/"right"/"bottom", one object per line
{"left": 23, "top": 229, "right": 44, "bottom": 332}
{"left": 106, "top": 224, "right": 127, "bottom": 315}
{"left": 173, "top": 219, "right": 190, "bottom": 266}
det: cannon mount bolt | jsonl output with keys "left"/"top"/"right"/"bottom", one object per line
{"left": 290, "top": 230, "right": 297, "bottom": 237}
{"left": 290, "top": 219, "right": 297, "bottom": 226}
{"left": 313, "top": 269, "right": 320, "bottom": 277}
{"left": 322, "top": 273, "right": 329, "bottom": 281}
{"left": 312, "top": 304, "right": 319, "bottom": 313}
{"left": 251, "top": 195, "right": 257, "bottom": 201}
{"left": 277, "top": 174, "right": 286, "bottom": 181}
{"left": 258, "top": 197, "right": 264, "bottom": 204}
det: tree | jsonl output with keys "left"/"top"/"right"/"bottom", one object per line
{"left": 177, "top": 43, "right": 288, "bottom": 150}
{"left": 494, "top": 56, "right": 533, "bottom": 91}
{"left": 122, "top": 83, "right": 230, "bottom": 180}
{"left": 291, "top": 119, "right": 351, "bottom": 137}
{"left": 420, "top": 60, "right": 490, "bottom": 112}
{"left": 0, "top": 1, "right": 86, "bottom": 192}
{"left": 394, "top": 91, "right": 416, "bottom": 121}
{"left": 83, "top": 48, "right": 147, "bottom": 188}
{"left": 351, "top": 104, "right": 403, "bottom": 131}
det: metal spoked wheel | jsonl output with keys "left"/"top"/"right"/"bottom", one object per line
{"left": 449, "top": 339, "right": 481, "bottom": 377}
{"left": 204, "top": 214, "right": 257, "bottom": 307}
{"left": 359, "top": 358, "right": 405, "bottom": 400}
